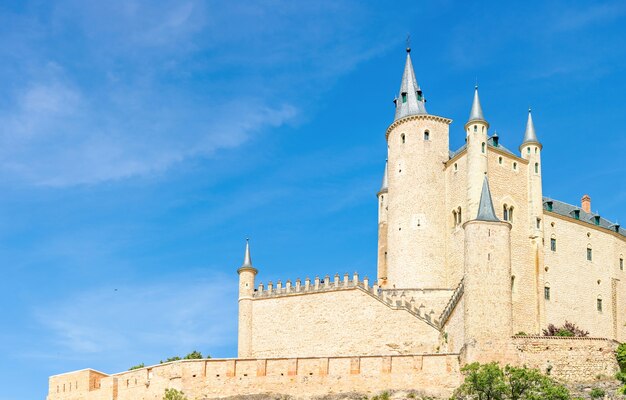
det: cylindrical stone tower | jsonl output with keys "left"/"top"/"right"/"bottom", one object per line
{"left": 237, "top": 239, "right": 257, "bottom": 358}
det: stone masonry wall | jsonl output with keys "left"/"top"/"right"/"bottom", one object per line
{"left": 542, "top": 213, "right": 626, "bottom": 341}
{"left": 513, "top": 336, "right": 620, "bottom": 382}
{"left": 250, "top": 284, "right": 441, "bottom": 358}
{"left": 48, "top": 354, "right": 462, "bottom": 400}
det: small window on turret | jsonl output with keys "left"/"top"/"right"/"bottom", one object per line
{"left": 535, "top": 147, "right": 538, "bottom": 154}
{"left": 513, "top": 162, "right": 517, "bottom": 171}
{"left": 535, "top": 163, "right": 539, "bottom": 174}
{"left": 481, "top": 142, "right": 486, "bottom": 153}
{"left": 498, "top": 157, "right": 503, "bottom": 165}
{"left": 454, "top": 163, "right": 458, "bottom": 171}
{"left": 527, "top": 147, "right": 531, "bottom": 154}
{"left": 424, "top": 130, "right": 430, "bottom": 141}
{"left": 402, "top": 93, "right": 407, "bottom": 103}
{"left": 401, "top": 134, "right": 405, "bottom": 144}
{"left": 536, "top": 218, "right": 541, "bottom": 229}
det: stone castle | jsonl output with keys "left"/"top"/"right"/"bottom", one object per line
{"left": 48, "top": 48, "right": 624, "bottom": 400}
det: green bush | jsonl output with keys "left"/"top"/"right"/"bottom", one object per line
{"left": 451, "top": 362, "right": 571, "bottom": 400}
{"left": 164, "top": 388, "right": 187, "bottom": 400}
{"left": 128, "top": 363, "right": 144, "bottom": 371}
{"left": 616, "top": 343, "right": 626, "bottom": 372}
{"left": 589, "top": 387, "right": 604, "bottom": 399}
{"left": 515, "top": 332, "right": 528, "bottom": 336}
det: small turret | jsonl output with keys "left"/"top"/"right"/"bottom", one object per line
{"left": 476, "top": 175, "right": 499, "bottom": 222}
{"left": 377, "top": 160, "right": 389, "bottom": 287}
{"left": 393, "top": 48, "right": 427, "bottom": 121}
{"left": 237, "top": 238, "right": 257, "bottom": 358}
{"left": 465, "top": 85, "right": 489, "bottom": 219}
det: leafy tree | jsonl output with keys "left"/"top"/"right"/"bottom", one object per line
{"left": 164, "top": 388, "right": 188, "bottom": 400}
{"left": 161, "top": 356, "right": 182, "bottom": 364}
{"left": 452, "top": 362, "right": 571, "bottom": 400}
{"left": 451, "top": 362, "right": 507, "bottom": 400}
{"left": 183, "top": 350, "right": 203, "bottom": 360}
{"left": 129, "top": 363, "right": 145, "bottom": 370}
{"left": 542, "top": 321, "right": 589, "bottom": 337}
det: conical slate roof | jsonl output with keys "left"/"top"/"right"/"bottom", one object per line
{"left": 394, "top": 48, "right": 427, "bottom": 121}
{"left": 238, "top": 238, "right": 256, "bottom": 272}
{"left": 467, "top": 86, "right": 487, "bottom": 125}
{"left": 476, "top": 176, "right": 500, "bottom": 222}
{"left": 522, "top": 108, "right": 539, "bottom": 144}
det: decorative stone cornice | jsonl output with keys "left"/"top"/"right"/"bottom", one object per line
{"left": 385, "top": 114, "right": 452, "bottom": 141}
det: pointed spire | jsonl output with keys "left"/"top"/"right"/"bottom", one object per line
{"left": 476, "top": 176, "right": 500, "bottom": 222}
{"left": 394, "top": 48, "right": 427, "bottom": 121}
{"left": 238, "top": 238, "right": 256, "bottom": 272}
{"left": 379, "top": 160, "right": 388, "bottom": 194}
{"left": 467, "top": 85, "right": 488, "bottom": 126}
{"left": 522, "top": 108, "right": 539, "bottom": 144}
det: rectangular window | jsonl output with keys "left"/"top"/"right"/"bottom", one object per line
{"left": 536, "top": 218, "right": 541, "bottom": 229}
{"left": 550, "top": 238, "right": 556, "bottom": 252}
{"left": 401, "top": 93, "right": 407, "bottom": 103}
{"left": 544, "top": 287, "right": 550, "bottom": 300}
{"left": 620, "top": 258, "right": 623, "bottom": 271}
{"left": 587, "top": 248, "right": 592, "bottom": 261}
{"left": 597, "top": 298, "right": 603, "bottom": 312}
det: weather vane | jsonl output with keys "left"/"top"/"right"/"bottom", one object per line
{"left": 406, "top": 34, "right": 411, "bottom": 51}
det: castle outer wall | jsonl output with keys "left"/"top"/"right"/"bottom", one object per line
{"left": 47, "top": 337, "right": 619, "bottom": 400}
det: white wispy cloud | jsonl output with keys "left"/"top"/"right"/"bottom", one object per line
{"left": 32, "top": 272, "right": 237, "bottom": 362}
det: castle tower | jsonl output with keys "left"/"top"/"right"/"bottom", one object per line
{"left": 237, "top": 239, "right": 257, "bottom": 358}
{"left": 465, "top": 86, "right": 489, "bottom": 219}
{"left": 463, "top": 177, "right": 514, "bottom": 363}
{"left": 384, "top": 47, "right": 452, "bottom": 289}
{"left": 377, "top": 160, "right": 389, "bottom": 286}
{"left": 519, "top": 109, "right": 543, "bottom": 331}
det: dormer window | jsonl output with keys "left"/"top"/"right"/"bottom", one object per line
{"left": 493, "top": 136, "right": 499, "bottom": 147}
{"left": 417, "top": 90, "right": 423, "bottom": 101}
{"left": 546, "top": 201, "right": 553, "bottom": 212}
{"left": 593, "top": 216, "right": 600, "bottom": 226}
{"left": 573, "top": 209, "right": 580, "bottom": 220}
{"left": 401, "top": 92, "right": 407, "bottom": 103}
{"left": 615, "top": 224, "right": 621, "bottom": 233}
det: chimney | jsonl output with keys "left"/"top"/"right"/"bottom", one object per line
{"left": 581, "top": 194, "right": 591, "bottom": 214}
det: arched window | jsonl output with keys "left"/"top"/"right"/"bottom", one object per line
{"left": 424, "top": 130, "right": 430, "bottom": 141}
{"left": 527, "top": 147, "right": 531, "bottom": 154}
{"left": 597, "top": 296, "right": 603, "bottom": 312}
{"left": 509, "top": 207, "right": 514, "bottom": 222}
{"left": 454, "top": 163, "right": 458, "bottom": 171}
{"left": 620, "top": 256, "right": 624, "bottom": 271}
{"left": 481, "top": 142, "right": 486, "bottom": 153}
{"left": 474, "top": 125, "right": 477, "bottom": 132}
{"left": 544, "top": 283, "right": 551, "bottom": 300}
{"left": 550, "top": 235, "right": 557, "bottom": 252}
{"left": 513, "top": 162, "right": 517, "bottom": 171}
{"left": 401, "top": 133, "right": 405, "bottom": 144}
{"left": 511, "top": 275, "right": 516, "bottom": 293}
{"left": 458, "top": 207, "right": 462, "bottom": 225}
{"left": 498, "top": 156, "right": 503, "bottom": 165}
{"left": 587, "top": 245, "right": 593, "bottom": 261}
{"left": 503, "top": 204, "right": 509, "bottom": 221}
{"left": 535, "top": 162, "right": 539, "bottom": 173}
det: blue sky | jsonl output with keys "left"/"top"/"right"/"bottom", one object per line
{"left": 0, "top": 1, "right": 625, "bottom": 398}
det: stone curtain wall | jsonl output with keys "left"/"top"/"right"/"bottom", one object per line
{"left": 47, "top": 354, "right": 462, "bottom": 400}
{"left": 513, "top": 336, "right": 620, "bottom": 381}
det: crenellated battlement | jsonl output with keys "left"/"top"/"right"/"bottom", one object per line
{"left": 254, "top": 272, "right": 441, "bottom": 329}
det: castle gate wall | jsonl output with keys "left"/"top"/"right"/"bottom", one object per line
{"left": 542, "top": 213, "right": 626, "bottom": 340}
{"left": 48, "top": 354, "right": 463, "bottom": 400}
{"left": 249, "top": 287, "right": 441, "bottom": 358}
{"left": 513, "top": 336, "right": 620, "bottom": 382}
